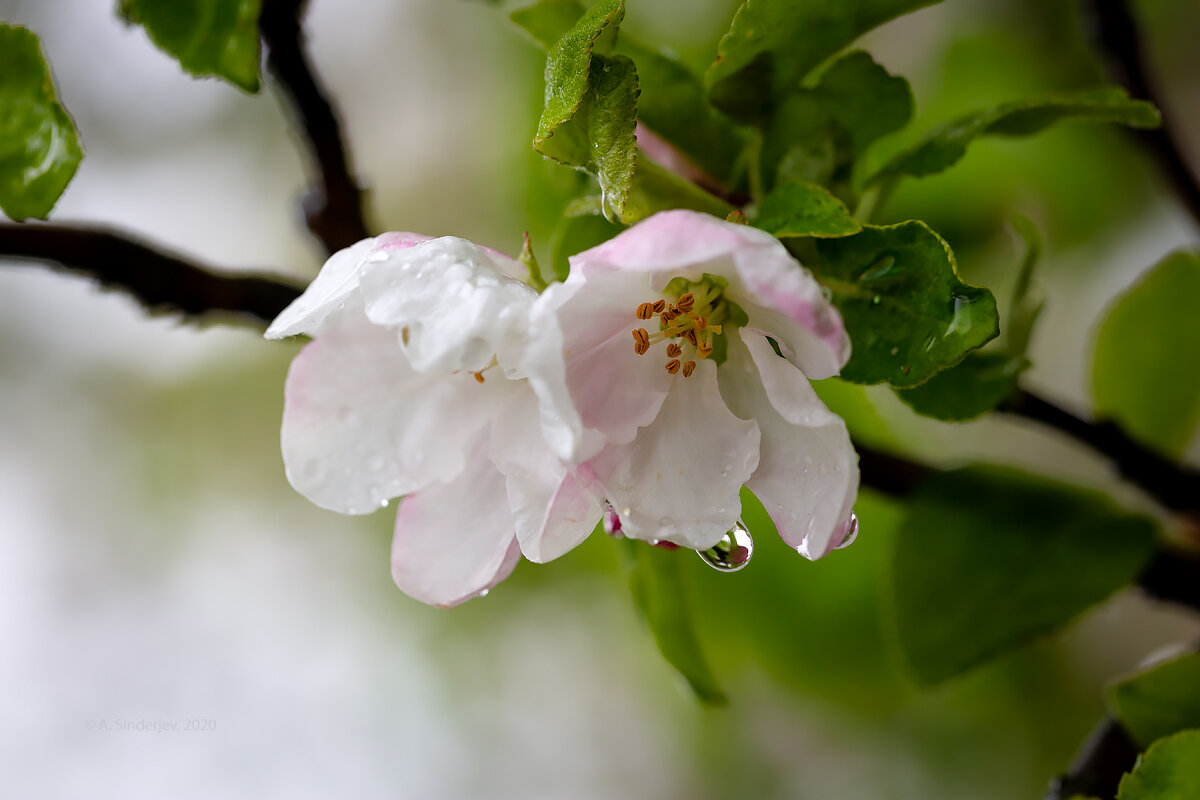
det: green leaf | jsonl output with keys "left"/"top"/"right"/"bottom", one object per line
{"left": 761, "top": 50, "right": 913, "bottom": 194}
{"left": 616, "top": 39, "right": 744, "bottom": 183}
{"left": 0, "top": 25, "right": 83, "bottom": 222}
{"left": 120, "top": 0, "right": 262, "bottom": 92}
{"left": 805, "top": 220, "right": 999, "bottom": 386}
{"left": 621, "top": 157, "right": 734, "bottom": 223}
{"left": 868, "top": 87, "right": 1160, "bottom": 186}
{"left": 1004, "top": 214, "right": 1045, "bottom": 358}
{"left": 896, "top": 351, "right": 1028, "bottom": 421}
{"left": 755, "top": 180, "right": 862, "bottom": 238}
{"left": 704, "top": 0, "right": 942, "bottom": 121}
{"left": 534, "top": 0, "right": 625, "bottom": 166}
{"left": 1092, "top": 250, "right": 1200, "bottom": 459}
{"left": 1109, "top": 651, "right": 1200, "bottom": 748}
{"left": 551, "top": 199, "right": 623, "bottom": 281}
{"left": 1117, "top": 730, "right": 1200, "bottom": 800}
{"left": 889, "top": 466, "right": 1158, "bottom": 686}
{"left": 510, "top": 0, "right": 585, "bottom": 49}
{"left": 586, "top": 54, "right": 639, "bottom": 220}
{"left": 623, "top": 540, "right": 728, "bottom": 705}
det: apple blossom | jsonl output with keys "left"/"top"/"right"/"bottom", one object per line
{"left": 265, "top": 233, "right": 600, "bottom": 607}
{"left": 526, "top": 209, "right": 860, "bottom": 558}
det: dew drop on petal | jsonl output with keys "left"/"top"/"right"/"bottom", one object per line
{"left": 477, "top": 588, "right": 490, "bottom": 598}
{"left": 833, "top": 511, "right": 859, "bottom": 550}
{"left": 698, "top": 522, "right": 753, "bottom": 572}
{"left": 602, "top": 505, "right": 624, "bottom": 537}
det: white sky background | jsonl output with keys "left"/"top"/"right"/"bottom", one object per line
{"left": 0, "top": 0, "right": 1198, "bottom": 797}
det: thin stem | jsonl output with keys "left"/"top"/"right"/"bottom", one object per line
{"left": 259, "top": 0, "right": 371, "bottom": 255}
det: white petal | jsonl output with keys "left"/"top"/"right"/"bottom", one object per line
{"left": 391, "top": 446, "right": 522, "bottom": 607}
{"left": 280, "top": 314, "right": 504, "bottom": 514}
{"left": 489, "top": 393, "right": 602, "bottom": 563}
{"left": 265, "top": 233, "right": 429, "bottom": 339}
{"left": 719, "top": 329, "right": 859, "bottom": 559}
{"left": 358, "top": 237, "right": 535, "bottom": 375}
{"left": 587, "top": 359, "right": 760, "bottom": 549}
{"left": 526, "top": 270, "right": 673, "bottom": 461}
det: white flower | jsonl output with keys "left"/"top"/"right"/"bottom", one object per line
{"left": 266, "top": 233, "right": 599, "bottom": 607}
{"left": 526, "top": 209, "right": 860, "bottom": 557}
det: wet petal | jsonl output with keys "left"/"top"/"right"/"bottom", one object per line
{"left": 391, "top": 446, "right": 522, "bottom": 608}
{"left": 588, "top": 359, "right": 760, "bottom": 549}
{"left": 358, "top": 237, "right": 536, "bottom": 376}
{"left": 280, "top": 314, "right": 502, "bottom": 514}
{"left": 719, "top": 329, "right": 859, "bottom": 558}
{"left": 265, "top": 233, "right": 429, "bottom": 339}
{"left": 526, "top": 269, "right": 673, "bottom": 461}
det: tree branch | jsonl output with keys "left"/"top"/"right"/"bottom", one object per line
{"left": 259, "top": 0, "right": 371, "bottom": 255}
{"left": 1081, "top": 0, "right": 1200, "bottom": 228}
{"left": 0, "top": 222, "right": 301, "bottom": 326}
{"left": 1001, "top": 389, "right": 1200, "bottom": 514}
{"left": 1045, "top": 716, "right": 1139, "bottom": 800}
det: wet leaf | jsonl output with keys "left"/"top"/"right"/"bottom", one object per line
{"left": 755, "top": 180, "right": 862, "bottom": 238}
{"left": 896, "top": 352, "right": 1027, "bottom": 421}
{"left": 0, "top": 25, "right": 83, "bottom": 221}
{"left": 806, "top": 220, "right": 998, "bottom": 386}
{"left": 624, "top": 540, "right": 728, "bottom": 705}
{"left": 890, "top": 466, "right": 1158, "bottom": 686}
{"left": 1109, "top": 650, "right": 1200, "bottom": 748}
{"left": 705, "top": 0, "right": 941, "bottom": 121}
{"left": 120, "top": 0, "right": 262, "bottom": 92}
{"left": 1117, "top": 730, "right": 1200, "bottom": 800}
{"left": 1092, "top": 250, "right": 1200, "bottom": 458}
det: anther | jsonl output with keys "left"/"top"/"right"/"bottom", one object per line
{"left": 661, "top": 308, "right": 679, "bottom": 323}
{"left": 682, "top": 361, "right": 696, "bottom": 378}
{"left": 632, "top": 328, "right": 651, "bottom": 355}
{"left": 676, "top": 293, "right": 695, "bottom": 312}
{"left": 651, "top": 299, "right": 666, "bottom": 313}
{"left": 695, "top": 316, "right": 707, "bottom": 331}
{"left": 666, "top": 343, "right": 682, "bottom": 358}
{"left": 697, "top": 341, "right": 714, "bottom": 358}
{"left": 665, "top": 359, "right": 681, "bottom": 374}
{"left": 636, "top": 302, "right": 655, "bottom": 320}
{"left": 685, "top": 329, "right": 698, "bottom": 347}
{"left": 473, "top": 371, "right": 486, "bottom": 383}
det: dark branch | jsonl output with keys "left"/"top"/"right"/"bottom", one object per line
{"left": 0, "top": 222, "right": 301, "bottom": 327}
{"left": 1001, "top": 389, "right": 1200, "bottom": 513}
{"left": 1045, "top": 716, "right": 1139, "bottom": 800}
{"left": 259, "top": 0, "right": 371, "bottom": 255}
{"left": 1081, "top": 0, "right": 1200, "bottom": 228}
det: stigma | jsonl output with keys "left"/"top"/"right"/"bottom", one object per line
{"left": 629, "top": 279, "right": 729, "bottom": 377}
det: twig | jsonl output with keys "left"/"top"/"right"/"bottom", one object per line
{"left": 0, "top": 222, "right": 301, "bottom": 326}
{"left": 259, "top": 0, "right": 371, "bottom": 255}
{"left": 1001, "top": 389, "right": 1200, "bottom": 513}
{"left": 1045, "top": 716, "right": 1139, "bottom": 800}
{"left": 1081, "top": 0, "right": 1200, "bottom": 228}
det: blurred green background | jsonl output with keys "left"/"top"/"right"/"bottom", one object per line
{"left": 0, "top": 0, "right": 1198, "bottom": 796}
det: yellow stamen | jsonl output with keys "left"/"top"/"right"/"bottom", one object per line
{"left": 665, "top": 359, "right": 681, "bottom": 375}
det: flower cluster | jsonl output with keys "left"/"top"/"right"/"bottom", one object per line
{"left": 266, "top": 210, "right": 860, "bottom": 606}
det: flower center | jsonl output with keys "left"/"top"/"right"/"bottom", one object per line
{"left": 630, "top": 277, "right": 734, "bottom": 377}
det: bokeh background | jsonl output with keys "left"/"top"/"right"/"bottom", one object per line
{"left": 1, "top": 0, "right": 1199, "bottom": 797}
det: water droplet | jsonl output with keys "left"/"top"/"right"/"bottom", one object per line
{"left": 602, "top": 505, "right": 623, "bottom": 537}
{"left": 379, "top": 499, "right": 390, "bottom": 509}
{"left": 889, "top": 346, "right": 899, "bottom": 357}
{"left": 649, "top": 538, "right": 679, "bottom": 551}
{"left": 477, "top": 588, "right": 490, "bottom": 598}
{"left": 834, "top": 511, "right": 859, "bottom": 550}
{"left": 698, "top": 523, "right": 753, "bottom": 572}
{"left": 872, "top": 295, "right": 881, "bottom": 305}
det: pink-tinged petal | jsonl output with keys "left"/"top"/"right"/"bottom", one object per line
{"left": 588, "top": 359, "right": 760, "bottom": 550}
{"left": 281, "top": 314, "right": 502, "bottom": 514}
{"left": 358, "top": 237, "right": 536, "bottom": 376}
{"left": 527, "top": 270, "right": 673, "bottom": 460}
{"left": 265, "top": 233, "right": 429, "bottom": 339}
{"left": 391, "top": 446, "right": 522, "bottom": 608}
{"left": 719, "top": 329, "right": 858, "bottom": 559}
{"left": 489, "top": 394, "right": 602, "bottom": 562}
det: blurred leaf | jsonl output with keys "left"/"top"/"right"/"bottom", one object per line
{"left": 1108, "top": 650, "right": 1200, "bottom": 748}
{"left": 119, "top": 0, "right": 262, "bottom": 92}
{"left": 868, "top": 87, "right": 1159, "bottom": 186}
{"left": 896, "top": 352, "right": 1028, "bottom": 420}
{"left": 624, "top": 540, "right": 728, "bottom": 705}
{"left": 550, "top": 197, "right": 622, "bottom": 280}
{"left": 617, "top": 39, "right": 744, "bottom": 183}
{"left": 0, "top": 25, "right": 83, "bottom": 222}
{"left": 510, "top": 0, "right": 585, "bottom": 48}
{"left": 704, "top": 0, "right": 941, "bottom": 121}
{"left": 1004, "top": 214, "right": 1045, "bottom": 358}
{"left": 762, "top": 51, "right": 913, "bottom": 195}
{"left": 806, "top": 221, "right": 999, "bottom": 386}
{"left": 890, "top": 466, "right": 1158, "bottom": 686}
{"left": 621, "top": 157, "right": 734, "bottom": 223}
{"left": 755, "top": 180, "right": 862, "bottom": 238}
{"left": 1092, "top": 250, "right": 1200, "bottom": 458}
{"left": 811, "top": 379, "right": 897, "bottom": 448}
{"left": 1117, "top": 730, "right": 1200, "bottom": 800}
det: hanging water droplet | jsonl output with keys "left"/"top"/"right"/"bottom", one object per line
{"left": 698, "top": 523, "right": 754, "bottom": 572}
{"left": 379, "top": 498, "right": 390, "bottom": 509}
{"left": 602, "top": 505, "right": 623, "bottom": 537}
{"left": 477, "top": 588, "right": 490, "bottom": 598}
{"left": 834, "top": 511, "right": 859, "bottom": 550}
